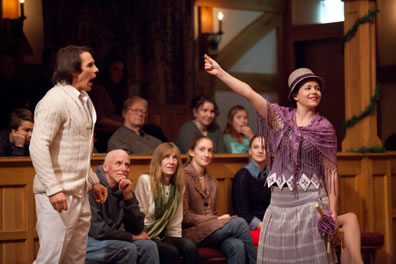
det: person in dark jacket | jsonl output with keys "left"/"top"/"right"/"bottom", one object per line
{"left": 232, "top": 135, "right": 271, "bottom": 245}
{"left": 86, "top": 149, "right": 159, "bottom": 264}
{"left": 0, "top": 108, "right": 33, "bottom": 156}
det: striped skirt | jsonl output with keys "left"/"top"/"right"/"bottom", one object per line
{"left": 257, "top": 185, "right": 337, "bottom": 264}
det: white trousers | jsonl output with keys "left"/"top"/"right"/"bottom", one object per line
{"left": 33, "top": 193, "right": 91, "bottom": 264}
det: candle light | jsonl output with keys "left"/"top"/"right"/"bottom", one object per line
{"left": 217, "top": 11, "right": 224, "bottom": 34}
{"left": 19, "top": 0, "right": 24, "bottom": 18}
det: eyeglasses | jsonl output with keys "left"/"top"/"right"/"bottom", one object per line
{"left": 128, "top": 108, "right": 148, "bottom": 115}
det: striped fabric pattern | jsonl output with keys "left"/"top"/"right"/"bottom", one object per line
{"left": 257, "top": 185, "right": 337, "bottom": 264}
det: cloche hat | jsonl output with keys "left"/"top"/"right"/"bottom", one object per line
{"left": 287, "top": 68, "right": 325, "bottom": 101}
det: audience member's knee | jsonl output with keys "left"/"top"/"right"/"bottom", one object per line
{"left": 140, "top": 240, "right": 158, "bottom": 252}
{"left": 160, "top": 243, "right": 180, "bottom": 262}
{"left": 121, "top": 242, "right": 138, "bottom": 259}
{"left": 226, "top": 238, "right": 245, "bottom": 255}
{"left": 183, "top": 238, "right": 198, "bottom": 252}
{"left": 231, "top": 217, "right": 250, "bottom": 230}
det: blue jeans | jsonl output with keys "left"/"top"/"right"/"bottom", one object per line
{"left": 155, "top": 236, "right": 199, "bottom": 264}
{"left": 86, "top": 235, "right": 159, "bottom": 264}
{"left": 199, "top": 217, "right": 257, "bottom": 264}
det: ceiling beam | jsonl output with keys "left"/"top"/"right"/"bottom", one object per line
{"left": 217, "top": 12, "right": 281, "bottom": 70}
{"left": 195, "top": 0, "right": 284, "bottom": 12}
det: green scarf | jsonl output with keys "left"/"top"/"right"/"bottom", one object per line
{"left": 144, "top": 184, "right": 179, "bottom": 240}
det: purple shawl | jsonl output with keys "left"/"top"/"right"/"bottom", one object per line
{"left": 258, "top": 103, "right": 338, "bottom": 194}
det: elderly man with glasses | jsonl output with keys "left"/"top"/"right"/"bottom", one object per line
{"left": 107, "top": 96, "right": 162, "bottom": 155}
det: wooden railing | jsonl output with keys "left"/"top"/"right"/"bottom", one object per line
{"left": 0, "top": 153, "right": 395, "bottom": 263}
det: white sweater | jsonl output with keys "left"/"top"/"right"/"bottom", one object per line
{"left": 134, "top": 174, "right": 183, "bottom": 237}
{"left": 30, "top": 84, "right": 99, "bottom": 196}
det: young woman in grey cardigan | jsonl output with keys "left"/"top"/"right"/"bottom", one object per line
{"left": 176, "top": 96, "right": 224, "bottom": 153}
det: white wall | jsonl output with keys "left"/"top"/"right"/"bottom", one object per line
{"left": 377, "top": 0, "right": 396, "bottom": 67}
{"left": 211, "top": 8, "right": 278, "bottom": 131}
{"left": 230, "top": 29, "right": 277, "bottom": 74}
{"left": 292, "top": 0, "right": 344, "bottom": 25}
{"left": 213, "top": 8, "right": 263, "bottom": 51}
{"left": 22, "top": 0, "right": 44, "bottom": 64}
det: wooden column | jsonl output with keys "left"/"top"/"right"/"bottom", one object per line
{"left": 342, "top": 0, "right": 382, "bottom": 151}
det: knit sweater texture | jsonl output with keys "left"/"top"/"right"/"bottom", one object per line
{"left": 30, "top": 84, "right": 99, "bottom": 196}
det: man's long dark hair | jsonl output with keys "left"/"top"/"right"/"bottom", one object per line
{"left": 52, "top": 45, "right": 93, "bottom": 85}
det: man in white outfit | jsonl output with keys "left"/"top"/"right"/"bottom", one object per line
{"left": 30, "top": 45, "right": 108, "bottom": 264}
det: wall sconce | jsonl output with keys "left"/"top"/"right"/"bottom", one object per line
{"left": 202, "top": 11, "right": 224, "bottom": 56}
{"left": 2, "top": 0, "right": 26, "bottom": 37}
{"left": 217, "top": 11, "right": 223, "bottom": 34}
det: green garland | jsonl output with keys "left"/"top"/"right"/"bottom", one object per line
{"left": 342, "top": 84, "right": 381, "bottom": 134}
{"left": 343, "top": 84, "right": 384, "bottom": 153}
{"left": 346, "top": 146, "right": 385, "bottom": 153}
{"left": 341, "top": 6, "right": 380, "bottom": 53}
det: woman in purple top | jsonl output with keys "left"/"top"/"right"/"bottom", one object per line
{"left": 204, "top": 55, "right": 339, "bottom": 263}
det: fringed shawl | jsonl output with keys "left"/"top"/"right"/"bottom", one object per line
{"left": 258, "top": 103, "right": 338, "bottom": 194}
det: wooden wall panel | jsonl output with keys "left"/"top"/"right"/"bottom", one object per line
{"left": 147, "top": 105, "right": 190, "bottom": 143}
{"left": 339, "top": 176, "right": 361, "bottom": 216}
{"left": 374, "top": 174, "right": 389, "bottom": 263}
{"left": 393, "top": 220, "right": 396, "bottom": 261}
{"left": 2, "top": 187, "right": 25, "bottom": 230}
{"left": 0, "top": 153, "right": 395, "bottom": 263}
{"left": 392, "top": 174, "right": 396, "bottom": 208}
{"left": 0, "top": 240, "right": 28, "bottom": 264}
{"left": 389, "top": 166, "right": 396, "bottom": 261}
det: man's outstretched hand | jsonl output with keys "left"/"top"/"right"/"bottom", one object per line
{"left": 91, "top": 183, "right": 108, "bottom": 204}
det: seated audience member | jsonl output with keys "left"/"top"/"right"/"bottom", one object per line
{"left": 182, "top": 136, "right": 256, "bottom": 264}
{"left": 27, "top": 48, "right": 57, "bottom": 112}
{"left": 90, "top": 56, "right": 167, "bottom": 152}
{"left": 0, "top": 108, "right": 33, "bottom": 156}
{"left": 176, "top": 96, "right": 224, "bottom": 153}
{"left": 232, "top": 135, "right": 271, "bottom": 245}
{"left": 223, "top": 105, "right": 254, "bottom": 153}
{"left": 107, "top": 96, "right": 162, "bottom": 154}
{"left": 135, "top": 143, "right": 199, "bottom": 264}
{"left": 89, "top": 56, "right": 126, "bottom": 152}
{"left": 0, "top": 52, "right": 28, "bottom": 130}
{"left": 92, "top": 55, "right": 129, "bottom": 120}
{"left": 86, "top": 149, "right": 159, "bottom": 264}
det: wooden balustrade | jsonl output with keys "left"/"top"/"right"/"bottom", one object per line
{"left": 0, "top": 152, "right": 395, "bottom": 263}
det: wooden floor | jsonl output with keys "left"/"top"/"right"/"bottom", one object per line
{"left": 0, "top": 152, "right": 395, "bottom": 263}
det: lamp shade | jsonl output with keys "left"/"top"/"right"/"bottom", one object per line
{"left": 2, "top": 0, "right": 19, "bottom": 19}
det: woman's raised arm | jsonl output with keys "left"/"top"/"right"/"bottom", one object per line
{"left": 204, "top": 54, "right": 269, "bottom": 120}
